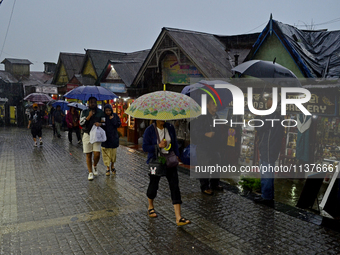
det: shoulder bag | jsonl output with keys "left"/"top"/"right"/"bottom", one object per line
{"left": 148, "top": 145, "right": 167, "bottom": 176}
{"left": 153, "top": 123, "right": 179, "bottom": 169}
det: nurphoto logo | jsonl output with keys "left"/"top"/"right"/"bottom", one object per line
{"left": 200, "top": 84, "right": 312, "bottom": 128}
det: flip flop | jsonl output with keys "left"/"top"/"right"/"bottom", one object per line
{"left": 147, "top": 208, "right": 157, "bottom": 218}
{"left": 202, "top": 189, "right": 214, "bottom": 196}
{"left": 177, "top": 217, "right": 191, "bottom": 226}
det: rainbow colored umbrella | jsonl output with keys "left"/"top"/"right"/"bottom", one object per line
{"left": 125, "top": 89, "right": 201, "bottom": 120}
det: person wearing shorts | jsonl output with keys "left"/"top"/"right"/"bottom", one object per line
{"left": 101, "top": 104, "right": 121, "bottom": 176}
{"left": 28, "top": 103, "right": 44, "bottom": 147}
{"left": 79, "top": 97, "right": 105, "bottom": 181}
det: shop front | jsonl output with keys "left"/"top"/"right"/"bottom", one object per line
{"left": 221, "top": 84, "right": 340, "bottom": 178}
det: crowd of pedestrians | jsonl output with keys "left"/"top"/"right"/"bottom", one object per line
{"left": 26, "top": 94, "right": 285, "bottom": 227}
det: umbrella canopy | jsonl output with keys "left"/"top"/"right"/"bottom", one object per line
{"left": 25, "top": 101, "right": 45, "bottom": 108}
{"left": 125, "top": 90, "right": 201, "bottom": 120}
{"left": 24, "top": 93, "right": 53, "bottom": 102}
{"left": 181, "top": 80, "right": 233, "bottom": 111}
{"left": 232, "top": 60, "right": 301, "bottom": 87}
{"left": 52, "top": 100, "right": 69, "bottom": 111}
{"left": 67, "top": 102, "right": 87, "bottom": 110}
{"left": 63, "top": 85, "right": 118, "bottom": 101}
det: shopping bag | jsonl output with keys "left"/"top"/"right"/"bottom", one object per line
{"left": 89, "top": 125, "right": 107, "bottom": 144}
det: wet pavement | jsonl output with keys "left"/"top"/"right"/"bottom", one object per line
{"left": 1, "top": 127, "right": 340, "bottom": 254}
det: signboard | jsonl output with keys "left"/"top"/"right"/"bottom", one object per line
{"left": 67, "top": 84, "right": 80, "bottom": 92}
{"left": 100, "top": 83, "right": 127, "bottom": 93}
{"left": 162, "top": 54, "right": 204, "bottom": 85}
{"left": 227, "top": 88, "right": 338, "bottom": 116}
{"left": 0, "top": 97, "right": 8, "bottom": 103}
{"left": 36, "top": 86, "right": 58, "bottom": 94}
{"left": 286, "top": 89, "right": 337, "bottom": 116}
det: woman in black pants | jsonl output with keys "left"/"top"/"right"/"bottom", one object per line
{"left": 143, "top": 120, "right": 191, "bottom": 226}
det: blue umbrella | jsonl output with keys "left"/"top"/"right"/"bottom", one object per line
{"left": 63, "top": 85, "right": 118, "bottom": 101}
{"left": 52, "top": 100, "right": 69, "bottom": 111}
{"left": 181, "top": 80, "right": 233, "bottom": 111}
{"left": 67, "top": 102, "right": 87, "bottom": 110}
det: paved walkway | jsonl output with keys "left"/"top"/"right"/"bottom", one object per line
{"left": 0, "top": 127, "right": 340, "bottom": 255}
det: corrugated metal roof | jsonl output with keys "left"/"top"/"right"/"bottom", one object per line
{"left": 216, "top": 33, "right": 260, "bottom": 68}
{"left": 133, "top": 27, "right": 254, "bottom": 86}
{"left": 52, "top": 53, "right": 85, "bottom": 83}
{"left": 73, "top": 74, "right": 96, "bottom": 85}
{"left": 0, "top": 70, "right": 19, "bottom": 83}
{"left": 165, "top": 28, "right": 232, "bottom": 78}
{"left": 21, "top": 71, "right": 54, "bottom": 86}
{"left": 1, "top": 58, "right": 32, "bottom": 65}
{"left": 109, "top": 59, "right": 148, "bottom": 87}
{"left": 85, "top": 49, "right": 150, "bottom": 79}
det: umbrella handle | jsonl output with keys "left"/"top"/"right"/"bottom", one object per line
{"left": 164, "top": 140, "right": 171, "bottom": 151}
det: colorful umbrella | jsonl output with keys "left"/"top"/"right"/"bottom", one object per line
{"left": 181, "top": 80, "right": 233, "bottom": 111}
{"left": 67, "top": 102, "right": 87, "bottom": 110}
{"left": 24, "top": 93, "right": 53, "bottom": 102}
{"left": 125, "top": 90, "right": 201, "bottom": 120}
{"left": 63, "top": 85, "right": 118, "bottom": 101}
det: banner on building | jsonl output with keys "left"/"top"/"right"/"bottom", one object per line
{"left": 162, "top": 54, "right": 204, "bottom": 85}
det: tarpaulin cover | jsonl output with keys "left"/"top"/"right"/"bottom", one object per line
{"left": 251, "top": 19, "right": 340, "bottom": 79}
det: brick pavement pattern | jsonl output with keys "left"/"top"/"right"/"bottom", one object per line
{"left": 0, "top": 127, "right": 340, "bottom": 254}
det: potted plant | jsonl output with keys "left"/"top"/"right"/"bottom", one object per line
{"left": 238, "top": 176, "right": 261, "bottom": 196}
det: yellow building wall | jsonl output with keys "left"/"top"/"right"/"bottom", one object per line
{"left": 82, "top": 59, "right": 97, "bottom": 79}
{"left": 253, "top": 34, "right": 305, "bottom": 79}
{"left": 10, "top": 106, "right": 16, "bottom": 124}
{"left": 55, "top": 64, "right": 69, "bottom": 85}
{"left": 0, "top": 105, "right": 4, "bottom": 118}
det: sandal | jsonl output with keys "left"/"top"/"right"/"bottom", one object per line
{"left": 177, "top": 217, "right": 191, "bottom": 226}
{"left": 106, "top": 169, "right": 110, "bottom": 176}
{"left": 147, "top": 208, "right": 157, "bottom": 218}
{"left": 111, "top": 168, "right": 116, "bottom": 174}
{"left": 202, "top": 189, "right": 214, "bottom": 196}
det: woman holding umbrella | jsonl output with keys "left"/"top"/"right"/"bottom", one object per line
{"left": 143, "top": 120, "right": 191, "bottom": 226}
{"left": 125, "top": 87, "right": 200, "bottom": 226}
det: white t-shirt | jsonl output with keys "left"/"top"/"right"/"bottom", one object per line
{"left": 157, "top": 127, "right": 171, "bottom": 154}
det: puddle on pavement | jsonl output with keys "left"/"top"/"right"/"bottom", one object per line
{"left": 223, "top": 176, "right": 330, "bottom": 214}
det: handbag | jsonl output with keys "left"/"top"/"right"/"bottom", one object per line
{"left": 89, "top": 125, "right": 107, "bottom": 144}
{"left": 153, "top": 123, "right": 179, "bottom": 168}
{"left": 148, "top": 145, "right": 167, "bottom": 176}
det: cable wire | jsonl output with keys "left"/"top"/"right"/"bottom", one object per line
{"left": 245, "top": 21, "right": 267, "bottom": 33}
{"left": 0, "top": 0, "right": 17, "bottom": 60}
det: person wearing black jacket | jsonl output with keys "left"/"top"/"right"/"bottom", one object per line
{"left": 254, "top": 96, "right": 284, "bottom": 204}
{"left": 101, "top": 104, "right": 121, "bottom": 176}
{"left": 28, "top": 103, "right": 44, "bottom": 147}
{"left": 191, "top": 97, "right": 225, "bottom": 195}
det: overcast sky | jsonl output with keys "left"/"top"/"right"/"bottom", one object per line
{"left": 0, "top": 0, "right": 339, "bottom": 71}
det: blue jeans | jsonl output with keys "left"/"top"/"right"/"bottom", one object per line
{"left": 260, "top": 160, "right": 275, "bottom": 200}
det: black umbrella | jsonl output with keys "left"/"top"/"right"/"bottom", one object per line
{"left": 232, "top": 60, "right": 301, "bottom": 87}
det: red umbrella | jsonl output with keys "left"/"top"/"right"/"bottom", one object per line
{"left": 24, "top": 93, "right": 53, "bottom": 102}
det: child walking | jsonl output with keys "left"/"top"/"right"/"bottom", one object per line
{"left": 101, "top": 104, "right": 121, "bottom": 175}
